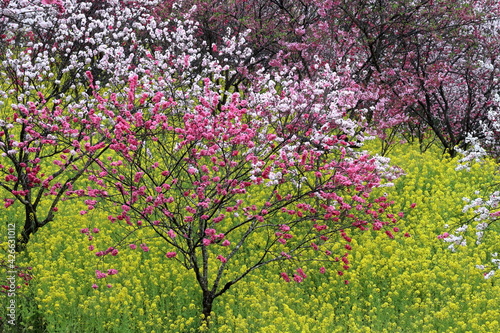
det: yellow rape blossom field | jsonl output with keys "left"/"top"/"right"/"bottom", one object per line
{"left": 1, "top": 142, "right": 500, "bottom": 332}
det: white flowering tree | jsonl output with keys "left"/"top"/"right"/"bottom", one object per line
{"left": 441, "top": 89, "right": 500, "bottom": 278}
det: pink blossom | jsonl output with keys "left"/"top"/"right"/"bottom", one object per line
{"left": 296, "top": 268, "right": 307, "bottom": 279}
{"left": 280, "top": 272, "right": 290, "bottom": 282}
{"left": 4, "top": 199, "right": 14, "bottom": 208}
{"left": 205, "top": 228, "right": 216, "bottom": 237}
{"left": 217, "top": 255, "right": 227, "bottom": 263}
{"left": 313, "top": 224, "right": 328, "bottom": 231}
{"left": 166, "top": 252, "right": 177, "bottom": 258}
{"left": 91, "top": 284, "right": 98, "bottom": 289}
{"left": 221, "top": 240, "right": 231, "bottom": 246}
{"left": 295, "top": 27, "right": 306, "bottom": 36}
{"left": 129, "top": 244, "right": 137, "bottom": 250}
{"left": 281, "top": 252, "right": 291, "bottom": 259}
{"left": 167, "top": 229, "right": 176, "bottom": 239}
{"left": 279, "top": 224, "right": 290, "bottom": 232}
{"left": 95, "top": 270, "right": 107, "bottom": 279}
{"left": 269, "top": 58, "right": 281, "bottom": 67}
{"left": 438, "top": 232, "right": 450, "bottom": 239}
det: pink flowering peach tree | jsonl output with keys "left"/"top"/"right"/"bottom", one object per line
{"left": 80, "top": 22, "right": 405, "bottom": 322}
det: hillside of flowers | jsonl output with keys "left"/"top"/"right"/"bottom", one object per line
{"left": 1, "top": 142, "right": 499, "bottom": 332}
{"left": 1, "top": 0, "right": 499, "bottom": 332}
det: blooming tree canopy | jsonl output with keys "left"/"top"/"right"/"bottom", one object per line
{"left": 77, "top": 14, "right": 405, "bottom": 321}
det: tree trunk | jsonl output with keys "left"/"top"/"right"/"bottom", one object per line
{"left": 17, "top": 207, "right": 38, "bottom": 251}
{"left": 201, "top": 290, "right": 214, "bottom": 327}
